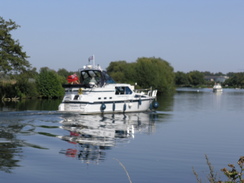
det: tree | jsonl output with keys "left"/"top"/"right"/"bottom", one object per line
{"left": 107, "top": 61, "right": 137, "bottom": 84}
{"left": 224, "top": 72, "right": 244, "bottom": 88}
{"left": 187, "top": 71, "right": 205, "bottom": 86}
{"left": 0, "top": 17, "right": 31, "bottom": 74}
{"left": 37, "top": 67, "right": 64, "bottom": 98}
{"left": 13, "top": 68, "right": 39, "bottom": 98}
{"left": 106, "top": 61, "right": 128, "bottom": 83}
{"left": 135, "top": 57, "right": 175, "bottom": 93}
{"left": 57, "top": 68, "right": 74, "bottom": 84}
{"left": 175, "top": 71, "right": 190, "bottom": 86}
{"left": 107, "top": 57, "right": 175, "bottom": 93}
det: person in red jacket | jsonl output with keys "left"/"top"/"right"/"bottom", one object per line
{"left": 67, "top": 73, "right": 79, "bottom": 84}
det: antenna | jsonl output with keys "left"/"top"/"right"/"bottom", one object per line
{"left": 92, "top": 54, "right": 95, "bottom": 68}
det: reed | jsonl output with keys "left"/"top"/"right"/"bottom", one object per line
{"left": 193, "top": 155, "right": 244, "bottom": 183}
{"left": 113, "top": 158, "right": 132, "bottom": 183}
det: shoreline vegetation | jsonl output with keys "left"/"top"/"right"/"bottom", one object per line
{"left": 193, "top": 155, "right": 244, "bottom": 183}
{"left": 1, "top": 70, "right": 244, "bottom": 102}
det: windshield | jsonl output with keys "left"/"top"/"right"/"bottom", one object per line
{"left": 80, "top": 70, "right": 115, "bottom": 88}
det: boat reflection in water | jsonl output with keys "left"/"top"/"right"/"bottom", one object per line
{"left": 58, "top": 112, "right": 158, "bottom": 164}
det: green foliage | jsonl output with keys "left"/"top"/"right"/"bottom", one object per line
{"left": 106, "top": 61, "right": 136, "bottom": 84}
{"left": 193, "top": 155, "right": 244, "bottom": 183}
{"left": 193, "top": 154, "right": 219, "bottom": 183}
{"left": 57, "top": 68, "right": 74, "bottom": 84}
{"left": 0, "top": 17, "right": 68, "bottom": 99}
{"left": 224, "top": 73, "right": 244, "bottom": 88}
{"left": 174, "top": 71, "right": 236, "bottom": 87}
{"left": 175, "top": 71, "right": 213, "bottom": 87}
{"left": 106, "top": 61, "right": 127, "bottom": 80}
{"left": 36, "top": 67, "right": 64, "bottom": 98}
{"left": 0, "top": 17, "right": 31, "bottom": 74}
{"left": 14, "top": 70, "right": 38, "bottom": 98}
{"left": 187, "top": 71, "right": 205, "bottom": 86}
{"left": 0, "top": 69, "right": 39, "bottom": 99}
{"left": 0, "top": 81, "right": 16, "bottom": 98}
{"left": 220, "top": 156, "right": 244, "bottom": 183}
{"left": 135, "top": 57, "right": 175, "bottom": 93}
{"left": 175, "top": 71, "right": 190, "bottom": 86}
{"left": 0, "top": 67, "right": 70, "bottom": 99}
{"left": 107, "top": 57, "right": 175, "bottom": 93}
{"left": 57, "top": 68, "right": 70, "bottom": 78}
{"left": 0, "top": 17, "right": 37, "bottom": 99}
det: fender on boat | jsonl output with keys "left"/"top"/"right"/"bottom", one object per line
{"left": 123, "top": 103, "right": 126, "bottom": 112}
{"left": 101, "top": 103, "right": 106, "bottom": 111}
{"left": 113, "top": 102, "right": 115, "bottom": 112}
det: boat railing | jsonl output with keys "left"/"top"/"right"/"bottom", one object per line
{"left": 134, "top": 88, "right": 157, "bottom": 97}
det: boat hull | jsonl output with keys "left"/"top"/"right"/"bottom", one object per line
{"left": 213, "top": 88, "right": 223, "bottom": 92}
{"left": 213, "top": 83, "right": 223, "bottom": 92}
{"left": 58, "top": 98, "right": 155, "bottom": 114}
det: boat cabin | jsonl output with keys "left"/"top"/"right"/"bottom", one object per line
{"left": 79, "top": 65, "right": 115, "bottom": 88}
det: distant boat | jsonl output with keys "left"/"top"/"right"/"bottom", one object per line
{"left": 213, "top": 83, "right": 223, "bottom": 92}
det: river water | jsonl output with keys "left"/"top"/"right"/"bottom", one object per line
{"left": 0, "top": 88, "right": 243, "bottom": 183}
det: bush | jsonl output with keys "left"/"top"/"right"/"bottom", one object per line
{"left": 36, "top": 68, "right": 64, "bottom": 98}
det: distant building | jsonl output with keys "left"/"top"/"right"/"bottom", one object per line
{"left": 204, "top": 76, "right": 229, "bottom": 83}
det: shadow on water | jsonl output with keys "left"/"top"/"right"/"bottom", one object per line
{"left": 0, "top": 99, "right": 62, "bottom": 111}
{"left": 156, "top": 93, "right": 175, "bottom": 112}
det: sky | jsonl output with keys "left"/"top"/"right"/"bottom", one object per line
{"left": 1, "top": 0, "right": 244, "bottom": 74}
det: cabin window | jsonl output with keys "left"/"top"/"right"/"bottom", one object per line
{"left": 115, "top": 87, "right": 132, "bottom": 95}
{"left": 65, "top": 89, "right": 72, "bottom": 93}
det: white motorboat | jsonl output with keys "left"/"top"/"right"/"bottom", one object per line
{"left": 213, "top": 83, "right": 223, "bottom": 92}
{"left": 58, "top": 59, "right": 158, "bottom": 114}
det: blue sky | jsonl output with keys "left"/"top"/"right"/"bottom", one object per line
{"left": 1, "top": 0, "right": 244, "bottom": 73}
